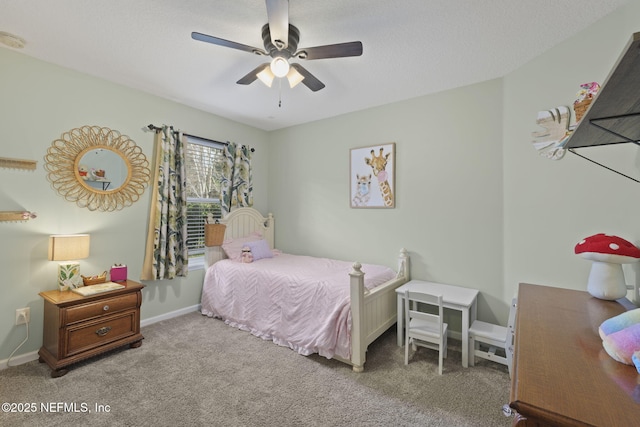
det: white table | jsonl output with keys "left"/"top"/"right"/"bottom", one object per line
{"left": 396, "top": 280, "right": 479, "bottom": 368}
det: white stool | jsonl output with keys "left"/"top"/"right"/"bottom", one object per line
{"left": 468, "top": 297, "right": 517, "bottom": 376}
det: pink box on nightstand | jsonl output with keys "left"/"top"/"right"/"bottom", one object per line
{"left": 110, "top": 264, "right": 127, "bottom": 282}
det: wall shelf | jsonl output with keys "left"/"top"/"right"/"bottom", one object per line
{"left": 0, "top": 156, "right": 37, "bottom": 171}
{"left": 0, "top": 211, "right": 37, "bottom": 222}
{"left": 566, "top": 32, "right": 640, "bottom": 182}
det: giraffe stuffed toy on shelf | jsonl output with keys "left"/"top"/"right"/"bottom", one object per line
{"left": 365, "top": 147, "right": 394, "bottom": 207}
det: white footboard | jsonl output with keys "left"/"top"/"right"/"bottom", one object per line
{"left": 347, "top": 248, "right": 410, "bottom": 372}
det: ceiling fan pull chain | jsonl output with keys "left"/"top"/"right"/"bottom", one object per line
{"left": 278, "top": 79, "right": 282, "bottom": 108}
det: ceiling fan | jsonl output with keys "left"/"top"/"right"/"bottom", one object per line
{"left": 191, "top": 0, "right": 363, "bottom": 92}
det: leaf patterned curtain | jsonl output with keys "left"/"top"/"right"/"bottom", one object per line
{"left": 220, "top": 142, "right": 253, "bottom": 216}
{"left": 141, "top": 126, "right": 188, "bottom": 280}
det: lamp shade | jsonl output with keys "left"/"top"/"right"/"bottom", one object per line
{"left": 48, "top": 234, "right": 90, "bottom": 261}
{"left": 257, "top": 67, "right": 275, "bottom": 87}
{"left": 286, "top": 67, "right": 305, "bottom": 88}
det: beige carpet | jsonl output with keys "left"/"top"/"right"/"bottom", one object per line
{"left": 0, "top": 312, "right": 512, "bottom": 426}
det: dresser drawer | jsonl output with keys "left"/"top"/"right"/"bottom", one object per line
{"left": 65, "top": 310, "right": 138, "bottom": 356}
{"left": 64, "top": 292, "right": 139, "bottom": 324}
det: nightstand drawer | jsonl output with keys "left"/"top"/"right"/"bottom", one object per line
{"left": 64, "top": 292, "right": 139, "bottom": 324}
{"left": 66, "top": 310, "right": 137, "bottom": 356}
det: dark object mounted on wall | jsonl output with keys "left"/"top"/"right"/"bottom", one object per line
{"left": 566, "top": 32, "right": 640, "bottom": 183}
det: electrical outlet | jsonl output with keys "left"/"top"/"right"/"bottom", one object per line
{"left": 15, "top": 307, "right": 30, "bottom": 325}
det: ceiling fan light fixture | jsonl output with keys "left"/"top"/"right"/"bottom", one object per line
{"left": 270, "top": 57, "right": 290, "bottom": 78}
{"left": 286, "top": 66, "right": 305, "bottom": 88}
{"left": 257, "top": 67, "right": 275, "bottom": 87}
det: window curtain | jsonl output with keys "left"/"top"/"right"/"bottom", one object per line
{"left": 141, "top": 126, "right": 188, "bottom": 280}
{"left": 220, "top": 142, "right": 253, "bottom": 216}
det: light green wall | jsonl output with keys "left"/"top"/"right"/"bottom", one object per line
{"left": 0, "top": 48, "right": 269, "bottom": 360}
{"left": 267, "top": 80, "right": 505, "bottom": 330}
{"left": 503, "top": 2, "right": 640, "bottom": 301}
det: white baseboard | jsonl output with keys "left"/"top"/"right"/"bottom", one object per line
{"left": 449, "top": 330, "right": 462, "bottom": 341}
{"left": 140, "top": 304, "right": 201, "bottom": 327}
{"left": 0, "top": 350, "right": 39, "bottom": 370}
{"left": 0, "top": 304, "right": 201, "bottom": 370}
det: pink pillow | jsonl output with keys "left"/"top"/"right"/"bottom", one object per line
{"left": 221, "top": 232, "right": 262, "bottom": 261}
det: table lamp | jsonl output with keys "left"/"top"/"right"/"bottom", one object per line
{"left": 48, "top": 234, "right": 90, "bottom": 291}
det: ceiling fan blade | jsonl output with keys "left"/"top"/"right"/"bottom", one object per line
{"left": 295, "top": 41, "right": 363, "bottom": 60}
{"left": 192, "top": 32, "right": 266, "bottom": 56}
{"left": 236, "top": 63, "right": 271, "bottom": 85}
{"left": 265, "top": 0, "right": 289, "bottom": 49}
{"left": 290, "top": 63, "right": 325, "bottom": 92}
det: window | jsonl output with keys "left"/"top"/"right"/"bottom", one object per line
{"left": 185, "top": 135, "right": 225, "bottom": 267}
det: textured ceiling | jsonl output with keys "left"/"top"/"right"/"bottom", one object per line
{"left": 0, "top": 0, "right": 628, "bottom": 131}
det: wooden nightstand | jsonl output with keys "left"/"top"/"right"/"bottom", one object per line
{"left": 38, "top": 280, "right": 144, "bottom": 377}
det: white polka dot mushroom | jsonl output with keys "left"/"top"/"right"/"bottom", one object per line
{"left": 574, "top": 233, "right": 640, "bottom": 300}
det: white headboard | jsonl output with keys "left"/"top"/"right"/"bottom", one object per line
{"left": 204, "top": 208, "right": 275, "bottom": 269}
{"left": 220, "top": 207, "right": 275, "bottom": 249}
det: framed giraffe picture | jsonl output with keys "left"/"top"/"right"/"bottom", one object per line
{"left": 350, "top": 142, "right": 395, "bottom": 208}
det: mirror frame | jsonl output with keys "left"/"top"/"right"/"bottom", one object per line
{"left": 45, "top": 126, "right": 150, "bottom": 211}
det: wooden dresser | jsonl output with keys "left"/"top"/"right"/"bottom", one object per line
{"left": 38, "top": 280, "right": 144, "bottom": 377}
{"left": 509, "top": 283, "right": 640, "bottom": 426}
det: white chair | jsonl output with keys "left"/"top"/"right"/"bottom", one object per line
{"left": 404, "top": 290, "right": 448, "bottom": 375}
{"left": 468, "top": 297, "right": 518, "bottom": 377}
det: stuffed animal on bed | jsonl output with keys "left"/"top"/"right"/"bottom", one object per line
{"left": 240, "top": 246, "right": 253, "bottom": 263}
{"left": 599, "top": 308, "right": 640, "bottom": 373}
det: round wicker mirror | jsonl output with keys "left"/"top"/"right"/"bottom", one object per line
{"left": 45, "top": 126, "right": 150, "bottom": 211}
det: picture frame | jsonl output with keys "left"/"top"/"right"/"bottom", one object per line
{"left": 350, "top": 143, "right": 395, "bottom": 208}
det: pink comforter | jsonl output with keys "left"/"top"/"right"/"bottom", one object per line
{"left": 201, "top": 253, "right": 396, "bottom": 360}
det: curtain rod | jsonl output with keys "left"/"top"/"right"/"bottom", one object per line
{"left": 143, "top": 124, "right": 255, "bottom": 152}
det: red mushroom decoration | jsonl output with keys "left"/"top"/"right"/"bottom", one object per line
{"left": 575, "top": 233, "right": 640, "bottom": 300}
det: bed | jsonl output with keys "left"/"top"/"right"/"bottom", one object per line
{"left": 201, "top": 207, "right": 410, "bottom": 372}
